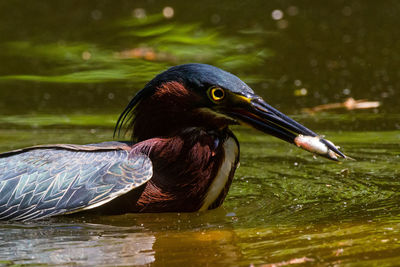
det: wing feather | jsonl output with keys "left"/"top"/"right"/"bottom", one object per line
{"left": 0, "top": 144, "right": 152, "bottom": 220}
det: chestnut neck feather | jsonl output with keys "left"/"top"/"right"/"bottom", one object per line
{"left": 131, "top": 81, "right": 233, "bottom": 141}
{"left": 130, "top": 127, "right": 239, "bottom": 212}
{"left": 121, "top": 81, "right": 240, "bottom": 212}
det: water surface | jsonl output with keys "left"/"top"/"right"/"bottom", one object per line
{"left": 0, "top": 1, "right": 399, "bottom": 266}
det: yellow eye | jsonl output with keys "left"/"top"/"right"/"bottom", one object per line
{"left": 208, "top": 87, "right": 225, "bottom": 102}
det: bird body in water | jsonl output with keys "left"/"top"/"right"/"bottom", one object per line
{"left": 0, "top": 64, "right": 346, "bottom": 220}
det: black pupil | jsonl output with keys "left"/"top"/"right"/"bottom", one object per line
{"left": 214, "top": 89, "right": 223, "bottom": 98}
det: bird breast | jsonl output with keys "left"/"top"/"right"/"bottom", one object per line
{"left": 199, "top": 136, "right": 239, "bottom": 211}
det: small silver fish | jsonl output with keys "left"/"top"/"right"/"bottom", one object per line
{"left": 294, "top": 135, "right": 342, "bottom": 160}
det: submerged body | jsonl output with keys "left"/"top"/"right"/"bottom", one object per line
{"left": 0, "top": 63, "right": 346, "bottom": 220}
{"left": 0, "top": 128, "right": 238, "bottom": 220}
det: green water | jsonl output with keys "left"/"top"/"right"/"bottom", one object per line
{"left": 1, "top": 1, "right": 400, "bottom": 266}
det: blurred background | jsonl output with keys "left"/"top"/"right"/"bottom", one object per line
{"left": 0, "top": 1, "right": 398, "bottom": 129}
{"left": 0, "top": 1, "right": 399, "bottom": 266}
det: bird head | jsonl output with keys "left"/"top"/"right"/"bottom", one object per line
{"left": 115, "top": 63, "right": 345, "bottom": 160}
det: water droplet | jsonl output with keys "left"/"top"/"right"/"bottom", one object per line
{"left": 271, "top": 9, "right": 284, "bottom": 20}
{"left": 133, "top": 8, "right": 146, "bottom": 19}
{"left": 91, "top": 9, "right": 102, "bottom": 20}
{"left": 277, "top": 20, "right": 289, "bottom": 29}
{"left": 82, "top": 51, "right": 91, "bottom": 61}
{"left": 342, "top": 34, "right": 352, "bottom": 43}
{"left": 343, "top": 88, "right": 351, "bottom": 95}
{"left": 163, "top": 6, "right": 174, "bottom": 19}
{"left": 342, "top": 6, "right": 352, "bottom": 16}
{"left": 43, "top": 93, "right": 51, "bottom": 100}
{"left": 211, "top": 14, "right": 221, "bottom": 24}
{"left": 287, "top": 6, "right": 299, "bottom": 16}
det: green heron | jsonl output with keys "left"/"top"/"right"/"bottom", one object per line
{"left": 0, "top": 64, "right": 345, "bottom": 220}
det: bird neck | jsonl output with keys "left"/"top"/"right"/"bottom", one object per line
{"left": 130, "top": 82, "right": 234, "bottom": 141}
{"left": 131, "top": 127, "right": 240, "bottom": 212}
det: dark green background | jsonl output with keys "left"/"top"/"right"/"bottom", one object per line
{"left": 0, "top": 1, "right": 399, "bottom": 266}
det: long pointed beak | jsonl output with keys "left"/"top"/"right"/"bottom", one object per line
{"left": 227, "top": 95, "right": 346, "bottom": 161}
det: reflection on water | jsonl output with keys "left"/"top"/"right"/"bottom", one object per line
{"left": 0, "top": 222, "right": 155, "bottom": 265}
{"left": 0, "top": 0, "right": 400, "bottom": 266}
{"left": 0, "top": 127, "right": 399, "bottom": 265}
{"left": 0, "top": 14, "right": 270, "bottom": 84}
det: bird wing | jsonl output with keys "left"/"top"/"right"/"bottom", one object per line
{"left": 0, "top": 142, "right": 152, "bottom": 220}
